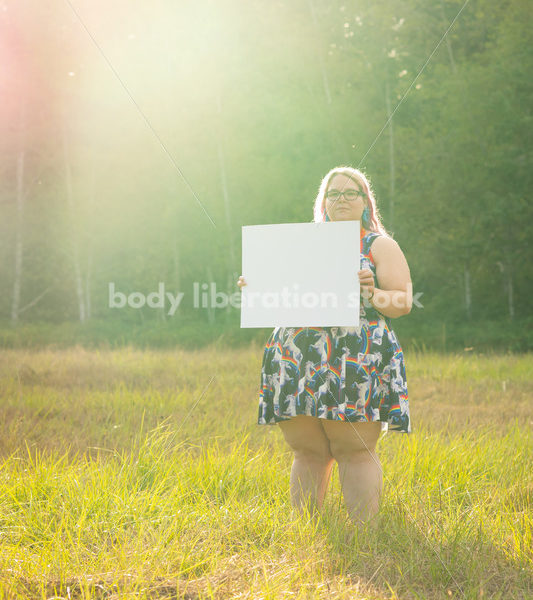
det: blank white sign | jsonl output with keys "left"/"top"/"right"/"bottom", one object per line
{"left": 240, "top": 221, "right": 360, "bottom": 328}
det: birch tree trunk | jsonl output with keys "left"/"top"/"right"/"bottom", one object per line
{"left": 385, "top": 81, "right": 395, "bottom": 230}
{"left": 440, "top": 1, "right": 458, "bottom": 75}
{"left": 308, "top": 0, "right": 331, "bottom": 105}
{"left": 217, "top": 138, "right": 237, "bottom": 320}
{"left": 173, "top": 240, "right": 181, "bottom": 321}
{"left": 497, "top": 259, "right": 515, "bottom": 320}
{"left": 85, "top": 156, "right": 96, "bottom": 321}
{"left": 206, "top": 265, "right": 215, "bottom": 325}
{"left": 464, "top": 262, "right": 471, "bottom": 320}
{"left": 62, "top": 123, "right": 86, "bottom": 322}
{"left": 216, "top": 90, "right": 239, "bottom": 322}
{"left": 85, "top": 252, "right": 92, "bottom": 321}
{"left": 507, "top": 270, "right": 514, "bottom": 320}
{"left": 11, "top": 102, "right": 26, "bottom": 324}
{"left": 503, "top": 249, "right": 515, "bottom": 320}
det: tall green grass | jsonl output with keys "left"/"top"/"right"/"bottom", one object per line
{"left": 0, "top": 348, "right": 531, "bottom": 599}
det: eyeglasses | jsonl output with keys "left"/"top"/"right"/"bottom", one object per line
{"left": 326, "top": 188, "right": 366, "bottom": 202}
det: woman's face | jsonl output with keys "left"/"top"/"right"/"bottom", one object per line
{"left": 325, "top": 174, "right": 367, "bottom": 222}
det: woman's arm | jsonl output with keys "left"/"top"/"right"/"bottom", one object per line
{"left": 367, "top": 236, "right": 412, "bottom": 319}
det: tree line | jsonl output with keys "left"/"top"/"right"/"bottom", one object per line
{"left": 0, "top": 0, "right": 531, "bottom": 343}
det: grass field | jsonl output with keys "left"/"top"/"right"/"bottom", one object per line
{"left": 0, "top": 347, "right": 531, "bottom": 599}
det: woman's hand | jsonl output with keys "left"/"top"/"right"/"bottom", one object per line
{"left": 237, "top": 275, "right": 247, "bottom": 289}
{"left": 358, "top": 268, "right": 375, "bottom": 300}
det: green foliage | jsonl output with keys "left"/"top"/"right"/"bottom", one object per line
{"left": 0, "top": 0, "right": 531, "bottom": 346}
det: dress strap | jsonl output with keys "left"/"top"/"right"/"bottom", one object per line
{"left": 362, "top": 231, "right": 381, "bottom": 256}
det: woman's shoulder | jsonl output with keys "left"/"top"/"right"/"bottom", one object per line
{"left": 362, "top": 230, "right": 385, "bottom": 252}
{"left": 363, "top": 230, "right": 382, "bottom": 242}
{"left": 370, "top": 233, "right": 401, "bottom": 249}
{"left": 370, "top": 234, "right": 406, "bottom": 266}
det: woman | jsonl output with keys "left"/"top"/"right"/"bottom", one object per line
{"left": 237, "top": 166, "right": 412, "bottom": 526}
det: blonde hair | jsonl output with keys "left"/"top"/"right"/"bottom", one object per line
{"left": 312, "top": 166, "right": 391, "bottom": 237}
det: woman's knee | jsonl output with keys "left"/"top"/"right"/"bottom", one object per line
{"left": 322, "top": 421, "right": 381, "bottom": 461}
{"left": 278, "top": 416, "right": 333, "bottom": 462}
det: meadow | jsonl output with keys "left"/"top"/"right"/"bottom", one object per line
{"left": 0, "top": 346, "right": 531, "bottom": 599}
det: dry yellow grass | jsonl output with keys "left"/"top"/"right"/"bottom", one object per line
{"left": 0, "top": 346, "right": 531, "bottom": 599}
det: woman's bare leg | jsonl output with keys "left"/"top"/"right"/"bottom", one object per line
{"left": 278, "top": 416, "right": 335, "bottom": 518}
{"left": 289, "top": 453, "right": 335, "bottom": 517}
{"left": 321, "top": 421, "right": 383, "bottom": 526}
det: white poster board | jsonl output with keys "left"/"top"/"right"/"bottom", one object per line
{"left": 240, "top": 221, "right": 360, "bottom": 328}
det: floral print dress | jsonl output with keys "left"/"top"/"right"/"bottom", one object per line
{"left": 257, "top": 227, "right": 411, "bottom": 434}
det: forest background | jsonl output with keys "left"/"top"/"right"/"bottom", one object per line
{"left": 0, "top": 0, "right": 531, "bottom": 352}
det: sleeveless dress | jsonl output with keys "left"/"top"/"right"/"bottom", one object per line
{"left": 257, "top": 227, "right": 411, "bottom": 434}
